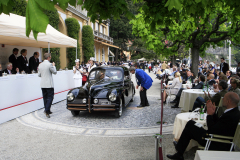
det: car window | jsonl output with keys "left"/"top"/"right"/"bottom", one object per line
{"left": 89, "top": 69, "right": 123, "bottom": 81}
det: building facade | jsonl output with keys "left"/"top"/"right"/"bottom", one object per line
{"left": 55, "top": 4, "right": 117, "bottom": 69}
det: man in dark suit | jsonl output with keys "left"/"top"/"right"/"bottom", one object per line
{"left": 171, "top": 75, "right": 205, "bottom": 108}
{"left": 192, "top": 80, "right": 228, "bottom": 111}
{"left": 220, "top": 57, "right": 229, "bottom": 74}
{"left": 129, "top": 67, "right": 153, "bottom": 107}
{"left": 167, "top": 92, "right": 240, "bottom": 160}
{"left": 29, "top": 52, "right": 39, "bottom": 73}
{"left": 9, "top": 48, "right": 19, "bottom": 71}
{"left": 2, "top": 62, "right": 19, "bottom": 74}
{"left": 17, "top": 49, "right": 30, "bottom": 74}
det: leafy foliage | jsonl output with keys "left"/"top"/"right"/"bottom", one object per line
{"left": 11, "top": 0, "right": 27, "bottom": 16}
{"left": 42, "top": 9, "right": 61, "bottom": 70}
{"left": 65, "top": 18, "right": 80, "bottom": 68}
{"left": 130, "top": 1, "right": 240, "bottom": 76}
{"left": 82, "top": 25, "right": 94, "bottom": 62}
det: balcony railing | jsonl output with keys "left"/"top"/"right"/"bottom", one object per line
{"left": 94, "top": 31, "right": 113, "bottom": 43}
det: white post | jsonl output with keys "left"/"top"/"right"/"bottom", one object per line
{"left": 229, "top": 40, "right": 231, "bottom": 69}
{"left": 39, "top": 47, "right": 42, "bottom": 62}
{"left": 76, "top": 47, "right": 77, "bottom": 59}
{"left": 48, "top": 42, "right": 50, "bottom": 53}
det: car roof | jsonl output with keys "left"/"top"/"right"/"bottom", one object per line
{"left": 91, "top": 66, "right": 129, "bottom": 72}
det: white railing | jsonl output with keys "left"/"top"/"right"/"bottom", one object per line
{"left": 94, "top": 30, "right": 113, "bottom": 43}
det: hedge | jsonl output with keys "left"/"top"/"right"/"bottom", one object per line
{"left": 82, "top": 25, "right": 94, "bottom": 62}
{"left": 65, "top": 18, "right": 80, "bottom": 68}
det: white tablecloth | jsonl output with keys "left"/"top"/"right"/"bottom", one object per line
{"left": 173, "top": 112, "right": 207, "bottom": 151}
{"left": 194, "top": 150, "right": 240, "bottom": 160}
{"left": 179, "top": 89, "right": 216, "bottom": 112}
{"left": 182, "top": 83, "right": 192, "bottom": 89}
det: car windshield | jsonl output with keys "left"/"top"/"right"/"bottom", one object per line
{"left": 89, "top": 69, "right": 123, "bottom": 82}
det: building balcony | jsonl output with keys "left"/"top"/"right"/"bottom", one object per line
{"left": 93, "top": 30, "right": 113, "bottom": 44}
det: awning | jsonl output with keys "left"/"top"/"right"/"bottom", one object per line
{"left": 94, "top": 40, "right": 120, "bottom": 49}
{"left": 0, "top": 13, "right": 77, "bottom": 48}
{"left": 109, "top": 50, "right": 115, "bottom": 57}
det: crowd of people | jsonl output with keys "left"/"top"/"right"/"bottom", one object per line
{"left": 0, "top": 48, "right": 39, "bottom": 76}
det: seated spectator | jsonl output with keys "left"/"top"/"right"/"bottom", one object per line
{"left": 171, "top": 75, "right": 205, "bottom": 108}
{"left": 156, "top": 68, "right": 162, "bottom": 79}
{"left": 167, "top": 92, "right": 240, "bottom": 160}
{"left": 183, "top": 71, "right": 194, "bottom": 84}
{"left": 170, "top": 67, "right": 177, "bottom": 77}
{"left": 162, "top": 72, "right": 182, "bottom": 103}
{"left": 0, "top": 64, "right": 2, "bottom": 76}
{"left": 207, "top": 73, "right": 216, "bottom": 85}
{"left": 226, "top": 70, "right": 232, "bottom": 79}
{"left": 192, "top": 80, "right": 228, "bottom": 111}
{"left": 2, "top": 62, "right": 19, "bottom": 74}
{"left": 229, "top": 78, "right": 240, "bottom": 106}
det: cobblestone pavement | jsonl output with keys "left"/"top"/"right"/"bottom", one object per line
{"left": 0, "top": 71, "right": 196, "bottom": 160}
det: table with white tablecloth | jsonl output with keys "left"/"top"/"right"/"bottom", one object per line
{"left": 194, "top": 150, "right": 240, "bottom": 160}
{"left": 179, "top": 89, "right": 216, "bottom": 112}
{"left": 182, "top": 83, "right": 192, "bottom": 89}
{"left": 173, "top": 112, "right": 207, "bottom": 151}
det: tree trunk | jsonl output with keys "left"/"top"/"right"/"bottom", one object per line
{"left": 191, "top": 47, "right": 199, "bottom": 78}
{"left": 115, "top": 48, "right": 119, "bottom": 61}
{"left": 171, "top": 54, "right": 176, "bottom": 66}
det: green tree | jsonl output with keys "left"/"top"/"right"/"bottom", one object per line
{"left": 82, "top": 25, "right": 94, "bottom": 62}
{"left": 130, "top": 2, "right": 240, "bottom": 76}
{"left": 65, "top": 18, "right": 80, "bottom": 68}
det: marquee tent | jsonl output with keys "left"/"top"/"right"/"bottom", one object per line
{"left": 0, "top": 13, "right": 77, "bottom": 49}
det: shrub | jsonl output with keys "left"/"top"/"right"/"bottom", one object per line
{"left": 65, "top": 18, "right": 80, "bottom": 68}
{"left": 82, "top": 25, "right": 94, "bottom": 62}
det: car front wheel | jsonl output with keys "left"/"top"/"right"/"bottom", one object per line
{"left": 114, "top": 99, "right": 123, "bottom": 118}
{"left": 71, "top": 110, "right": 80, "bottom": 116}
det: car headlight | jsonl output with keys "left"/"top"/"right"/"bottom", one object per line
{"left": 82, "top": 98, "right": 87, "bottom": 103}
{"left": 94, "top": 99, "right": 98, "bottom": 104}
{"left": 67, "top": 93, "right": 74, "bottom": 101}
{"left": 109, "top": 93, "right": 117, "bottom": 101}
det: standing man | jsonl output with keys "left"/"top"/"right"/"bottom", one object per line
{"left": 17, "top": 49, "right": 30, "bottom": 73}
{"left": 38, "top": 53, "right": 57, "bottom": 118}
{"left": 129, "top": 67, "right": 153, "bottom": 107}
{"left": 162, "top": 61, "right": 167, "bottom": 71}
{"left": 29, "top": 52, "right": 39, "bottom": 73}
{"left": 9, "top": 48, "right": 19, "bottom": 71}
{"left": 220, "top": 57, "right": 229, "bottom": 74}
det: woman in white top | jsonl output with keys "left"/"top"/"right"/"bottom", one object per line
{"left": 73, "top": 59, "right": 83, "bottom": 87}
{"left": 162, "top": 72, "right": 182, "bottom": 103}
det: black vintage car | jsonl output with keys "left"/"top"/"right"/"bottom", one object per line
{"left": 66, "top": 66, "right": 135, "bottom": 118}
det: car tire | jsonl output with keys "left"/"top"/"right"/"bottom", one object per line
{"left": 115, "top": 99, "right": 123, "bottom": 118}
{"left": 71, "top": 110, "right": 80, "bottom": 116}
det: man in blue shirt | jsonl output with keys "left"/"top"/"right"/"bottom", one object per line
{"left": 129, "top": 67, "right": 153, "bottom": 107}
